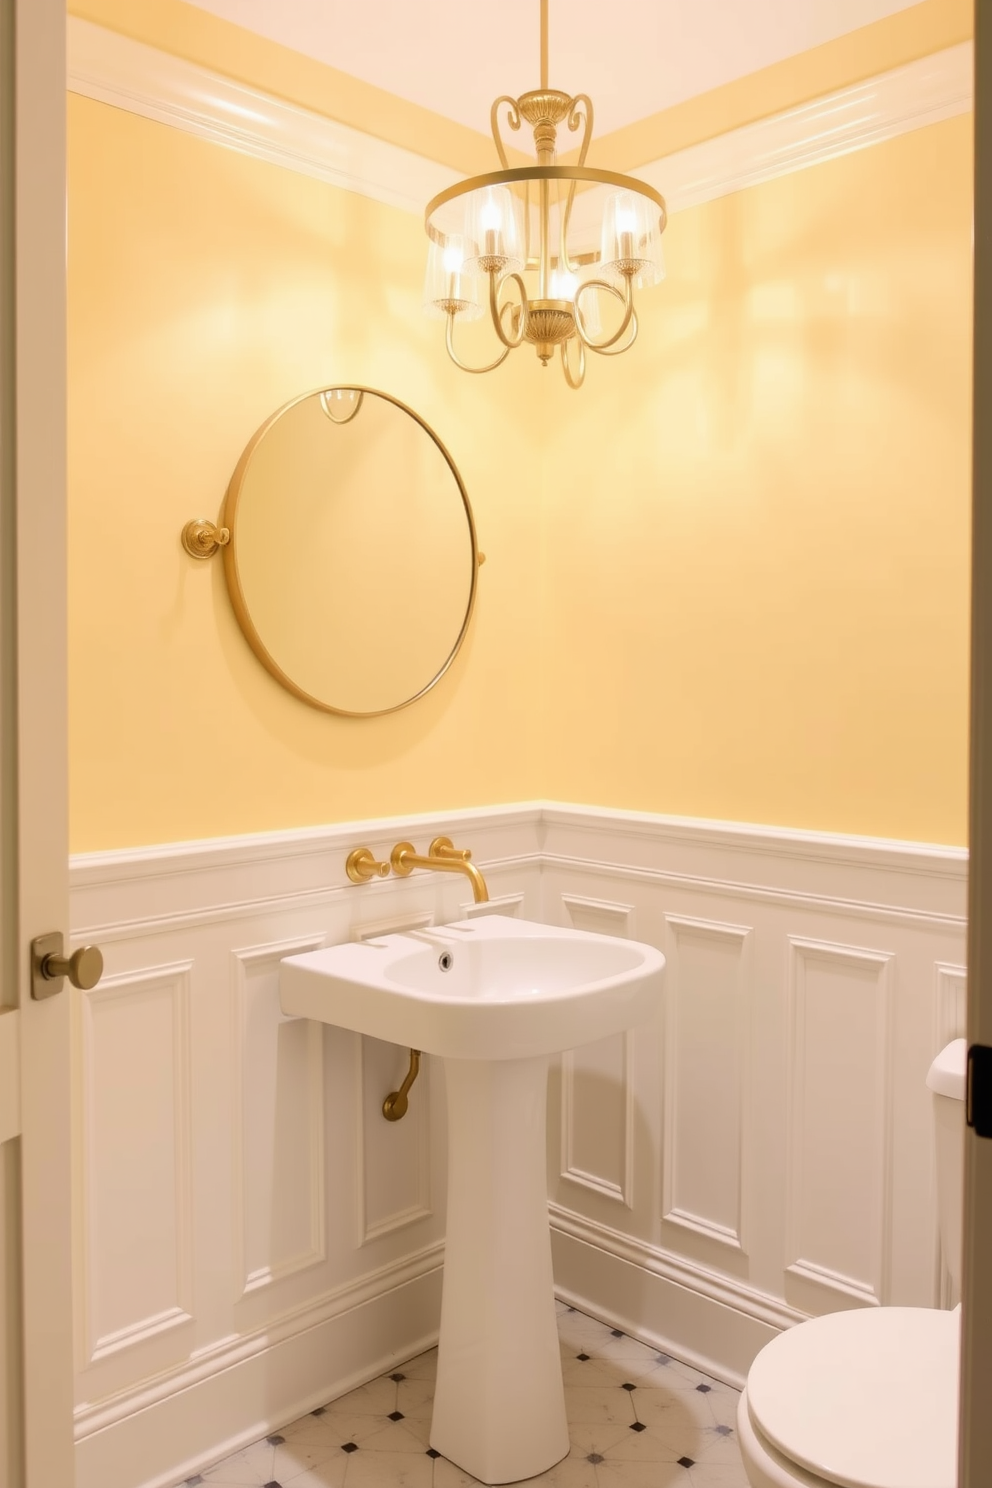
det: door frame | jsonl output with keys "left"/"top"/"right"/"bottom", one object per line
{"left": 1, "top": 0, "right": 75, "bottom": 1482}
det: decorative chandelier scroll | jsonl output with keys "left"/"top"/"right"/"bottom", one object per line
{"left": 422, "top": 0, "right": 667, "bottom": 390}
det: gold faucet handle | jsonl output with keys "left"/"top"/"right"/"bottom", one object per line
{"left": 346, "top": 847, "right": 391, "bottom": 884}
{"left": 429, "top": 835, "right": 472, "bottom": 861}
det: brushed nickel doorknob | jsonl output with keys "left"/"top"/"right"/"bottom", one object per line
{"left": 31, "top": 933, "right": 104, "bottom": 999}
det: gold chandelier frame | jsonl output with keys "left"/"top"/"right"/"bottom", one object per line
{"left": 422, "top": 0, "right": 668, "bottom": 389}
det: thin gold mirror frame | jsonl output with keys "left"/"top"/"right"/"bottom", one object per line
{"left": 218, "top": 386, "right": 481, "bottom": 719}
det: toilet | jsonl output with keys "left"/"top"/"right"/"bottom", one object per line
{"left": 737, "top": 1038, "right": 967, "bottom": 1488}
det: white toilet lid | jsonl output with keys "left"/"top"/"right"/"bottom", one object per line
{"left": 747, "top": 1307, "right": 959, "bottom": 1488}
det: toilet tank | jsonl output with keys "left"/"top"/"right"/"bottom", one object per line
{"left": 926, "top": 1038, "right": 968, "bottom": 1298}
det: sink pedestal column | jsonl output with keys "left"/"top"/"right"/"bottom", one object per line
{"left": 430, "top": 1055, "right": 570, "bottom": 1484}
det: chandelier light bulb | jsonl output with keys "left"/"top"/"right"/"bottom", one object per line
{"left": 550, "top": 268, "right": 578, "bottom": 301}
{"left": 480, "top": 195, "right": 503, "bottom": 233}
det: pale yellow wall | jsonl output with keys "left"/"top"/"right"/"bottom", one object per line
{"left": 68, "top": 98, "right": 974, "bottom": 851}
{"left": 67, "top": 94, "right": 543, "bottom": 850}
{"left": 539, "top": 114, "right": 973, "bottom": 844}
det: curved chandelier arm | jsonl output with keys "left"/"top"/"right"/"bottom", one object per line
{"left": 574, "top": 275, "right": 635, "bottom": 352}
{"left": 489, "top": 271, "right": 529, "bottom": 350}
{"left": 445, "top": 311, "right": 511, "bottom": 374}
{"left": 560, "top": 335, "right": 586, "bottom": 390}
{"left": 490, "top": 96, "right": 522, "bottom": 168}
{"left": 567, "top": 94, "right": 594, "bottom": 166}
{"left": 589, "top": 304, "right": 638, "bottom": 356}
{"left": 559, "top": 94, "right": 595, "bottom": 274}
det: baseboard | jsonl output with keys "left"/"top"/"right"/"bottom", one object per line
{"left": 550, "top": 1205, "right": 806, "bottom": 1389}
{"left": 74, "top": 1259, "right": 443, "bottom": 1488}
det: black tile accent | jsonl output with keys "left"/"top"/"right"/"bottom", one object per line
{"left": 587, "top": 1453, "right": 605, "bottom": 1464}
{"left": 311, "top": 1406, "right": 326, "bottom": 1416}
{"left": 426, "top": 1448, "right": 441, "bottom": 1460}
{"left": 611, "top": 1329, "right": 624, "bottom": 1338}
{"left": 696, "top": 1383, "right": 712, "bottom": 1393}
{"left": 263, "top": 1482, "right": 283, "bottom": 1488}
{"left": 655, "top": 1353, "right": 671, "bottom": 1365}
{"left": 621, "top": 1382, "right": 636, "bottom": 1392}
{"left": 576, "top": 1352, "right": 590, "bottom": 1362}
{"left": 630, "top": 1422, "right": 647, "bottom": 1433}
{"left": 388, "top": 1411, "right": 405, "bottom": 1422}
{"left": 266, "top": 1434, "right": 286, "bottom": 1445}
{"left": 715, "top": 1424, "right": 733, "bottom": 1436}
{"left": 341, "top": 1442, "right": 359, "bottom": 1454}
{"left": 677, "top": 1458, "right": 695, "bottom": 1469}
{"left": 390, "top": 1372, "right": 406, "bottom": 1382}
{"left": 185, "top": 1479, "right": 204, "bottom": 1486}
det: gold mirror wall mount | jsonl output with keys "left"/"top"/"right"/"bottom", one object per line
{"left": 181, "top": 518, "right": 230, "bottom": 559}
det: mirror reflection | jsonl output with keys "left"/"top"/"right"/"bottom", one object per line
{"left": 223, "top": 387, "right": 478, "bottom": 716}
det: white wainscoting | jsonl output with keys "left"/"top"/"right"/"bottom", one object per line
{"left": 68, "top": 802, "right": 967, "bottom": 1488}
{"left": 538, "top": 805, "right": 967, "bottom": 1385}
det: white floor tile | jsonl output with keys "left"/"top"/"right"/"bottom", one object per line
{"left": 283, "top": 1456, "right": 350, "bottom": 1488}
{"left": 562, "top": 1384, "right": 638, "bottom": 1426}
{"left": 595, "top": 1459, "right": 689, "bottom": 1488}
{"left": 343, "top": 1449, "right": 433, "bottom": 1488}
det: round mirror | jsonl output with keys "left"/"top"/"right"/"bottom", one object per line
{"left": 220, "top": 387, "right": 479, "bottom": 717}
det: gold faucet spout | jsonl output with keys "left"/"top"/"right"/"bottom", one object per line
{"left": 390, "top": 837, "right": 489, "bottom": 903}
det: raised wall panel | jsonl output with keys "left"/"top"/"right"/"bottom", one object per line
{"left": 559, "top": 897, "right": 635, "bottom": 1205}
{"left": 935, "top": 963, "right": 967, "bottom": 1047}
{"left": 358, "top": 1037, "right": 431, "bottom": 1244}
{"left": 560, "top": 1035, "right": 634, "bottom": 1206}
{"left": 786, "top": 938, "right": 894, "bottom": 1306}
{"left": 663, "top": 916, "right": 752, "bottom": 1252}
{"left": 232, "top": 937, "right": 326, "bottom": 1298}
{"left": 933, "top": 962, "right": 967, "bottom": 1306}
{"left": 80, "top": 963, "right": 193, "bottom": 1362}
{"left": 561, "top": 895, "right": 634, "bottom": 939}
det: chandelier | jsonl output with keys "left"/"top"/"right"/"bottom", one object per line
{"left": 422, "top": 0, "right": 667, "bottom": 390}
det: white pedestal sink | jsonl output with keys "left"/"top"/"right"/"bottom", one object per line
{"left": 280, "top": 915, "right": 665, "bottom": 1484}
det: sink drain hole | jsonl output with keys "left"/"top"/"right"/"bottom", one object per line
{"left": 438, "top": 951, "right": 453, "bottom": 972}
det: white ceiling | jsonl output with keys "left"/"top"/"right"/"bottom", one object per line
{"left": 184, "top": 0, "right": 923, "bottom": 137}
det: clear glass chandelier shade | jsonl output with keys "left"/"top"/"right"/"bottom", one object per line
{"left": 461, "top": 185, "right": 525, "bottom": 275}
{"left": 599, "top": 190, "right": 665, "bottom": 289}
{"left": 422, "top": 234, "right": 485, "bottom": 322}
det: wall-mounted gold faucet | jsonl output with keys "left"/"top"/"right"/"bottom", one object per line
{"left": 390, "top": 836, "right": 489, "bottom": 904}
{"left": 345, "top": 847, "right": 391, "bottom": 883}
{"left": 344, "top": 836, "right": 488, "bottom": 1122}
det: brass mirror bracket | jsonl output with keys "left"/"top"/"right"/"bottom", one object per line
{"left": 346, "top": 847, "right": 391, "bottom": 884}
{"left": 181, "top": 518, "right": 230, "bottom": 559}
{"left": 383, "top": 1049, "right": 421, "bottom": 1121}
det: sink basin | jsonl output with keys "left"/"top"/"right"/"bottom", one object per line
{"left": 279, "top": 913, "right": 664, "bottom": 1059}
{"left": 280, "top": 914, "right": 665, "bottom": 1485}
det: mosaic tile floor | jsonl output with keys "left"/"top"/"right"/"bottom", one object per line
{"left": 180, "top": 1304, "right": 748, "bottom": 1488}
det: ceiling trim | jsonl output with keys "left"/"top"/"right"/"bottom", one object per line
{"left": 67, "top": 18, "right": 459, "bottom": 216}
{"left": 67, "top": 18, "right": 972, "bottom": 221}
{"left": 645, "top": 41, "right": 972, "bottom": 214}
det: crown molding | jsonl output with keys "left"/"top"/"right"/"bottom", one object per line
{"left": 646, "top": 42, "right": 972, "bottom": 214}
{"left": 67, "top": 20, "right": 971, "bottom": 219}
{"left": 66, "top": 17, "right": 459, "bottom": 216}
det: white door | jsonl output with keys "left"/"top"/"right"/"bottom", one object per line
{"left": 961, "top": 9, "right": 992, "bottom": 1483}
{"left": 0, "top": 0, "right": 78, "bottom": 1483}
